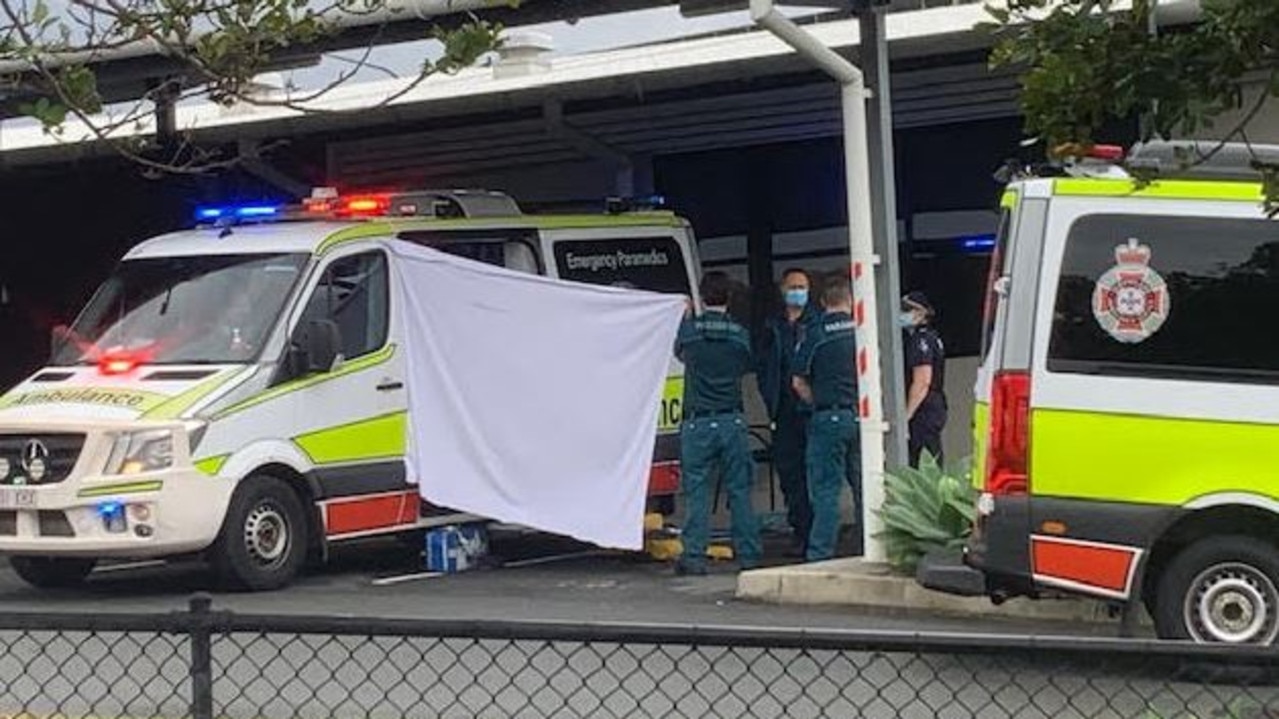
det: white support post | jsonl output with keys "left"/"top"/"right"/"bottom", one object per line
{"left": 751, "top": 0, "right": 887, "bottom": 562}
{"left": 841, "top": 81, "right": 887, "bottom": 563}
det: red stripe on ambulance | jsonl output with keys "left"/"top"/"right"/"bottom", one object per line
{"left": 324, "top": 491, "right": 419, "bottom": 536}
{"left": 1031, "top": 535, "right": 1140, "bottom": 597}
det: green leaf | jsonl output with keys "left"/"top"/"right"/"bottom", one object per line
{"left": 877, "top": 455, "right": 977, "bottom": 574}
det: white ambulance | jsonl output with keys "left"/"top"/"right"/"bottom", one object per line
{"left": 0, "top": 189, "right": 700, "bottom": 591}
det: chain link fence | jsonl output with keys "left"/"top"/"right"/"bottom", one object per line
{"left": 0, "top": 595, "right": 1277, "bottom": 719}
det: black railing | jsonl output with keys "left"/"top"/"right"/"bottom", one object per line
{"left": 0, "top": 595, "right": 1278, "bottom": 718}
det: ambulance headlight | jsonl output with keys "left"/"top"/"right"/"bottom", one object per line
{"left": 104, "top": 430, "right": 174, "bottom": 475}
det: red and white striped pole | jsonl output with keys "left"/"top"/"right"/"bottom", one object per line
{"left": 753, "top": 0, "right": 887, "bottom": 562}
{"left": 842, "top": 81, "right": 887, "bottom": 564}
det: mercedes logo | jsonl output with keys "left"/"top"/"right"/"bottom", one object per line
{"left": 21, "top": 440, "right": 49, "bottom": 482}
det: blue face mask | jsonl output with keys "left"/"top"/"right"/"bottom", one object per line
{"left": 898, "top": 311, "right": 917, "bottom": 328}
{"left": 784, "top": 289, "right": 809, "bottom": 308}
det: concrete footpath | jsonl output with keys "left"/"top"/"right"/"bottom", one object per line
{"left": 736, "top": 558, "right": 1151, "bottom": 627}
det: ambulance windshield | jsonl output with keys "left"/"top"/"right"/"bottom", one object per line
{"left": 52, "top": 253, "right": 308, "bottom": 366}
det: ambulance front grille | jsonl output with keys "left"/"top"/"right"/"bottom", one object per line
{"left": 0, "top": 433, "right": 85, "bottom": 486}
{"left": 38, "top": 511, "right": 74, "bottom": 537}
{"left": 0, "top": 510, "right": 14, "bottom": 536}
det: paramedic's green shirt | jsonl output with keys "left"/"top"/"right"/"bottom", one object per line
{"left": 794, "top": 311, "right": 857, "bottom": 409}
{"left": 675, "top": 311, "right": 752, "bottom": 416}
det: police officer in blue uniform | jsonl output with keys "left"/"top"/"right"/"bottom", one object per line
{"left": 756, "top": 268, "right": 820, "bottom": 557}
{"left": 792, "top": 276, "right": 860, "bottom": 562}
{"left": 901, "top": 291, "right": 948, "bottom": 468}
{"left": 674, "top": 272, "right": 762, "bottom": 575}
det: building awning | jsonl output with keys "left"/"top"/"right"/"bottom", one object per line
{"left": 1, "top": 3, "right": 996, "bottom": 165}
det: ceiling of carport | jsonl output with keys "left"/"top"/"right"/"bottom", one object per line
{"left": 327, "top": 60, "right": 1020, "bottom": 187}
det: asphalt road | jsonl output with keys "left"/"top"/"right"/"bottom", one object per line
{"left": 0, "top": 530, "right": 1105, "bottom": 633}
{"left": 0, "top": 533, "right": 1269, "bottom": 719}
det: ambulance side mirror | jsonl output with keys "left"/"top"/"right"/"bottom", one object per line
{"left": 290, "top": 319, "right": 343, "bottom": 375}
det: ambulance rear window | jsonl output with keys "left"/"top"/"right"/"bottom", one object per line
{"left": 979, "top": 208, "right": 1013, "bottom": 359}
{"left": 1048, "top": 213, "right": 1279, "bottom": 382}
{"left": 553, "top": 237, "right": 691, "bottom": 294}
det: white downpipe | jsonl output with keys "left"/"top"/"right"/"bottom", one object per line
{"left": 751, "top": 0, "right": 886, "bottom": 563}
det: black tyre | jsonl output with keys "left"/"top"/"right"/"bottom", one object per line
{"left": 210, "top": 476, "right": 308, "bottom": 591}
{"left": 10, "top": 556, "right": 96, "bottom": 589}
{"left": 1154, "top": 535, "right": 1279, "bottom": 645}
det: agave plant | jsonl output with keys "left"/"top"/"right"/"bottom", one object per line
{"left": 873, "top": 452, "right": 977, "bottom": 574}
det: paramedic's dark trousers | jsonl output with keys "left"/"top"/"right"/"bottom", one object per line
{"left": 679, "top": 413, "right": 762, "bottom": 571}
{"left": 805, "top": 408, "right": 859, "bottom": 562}
{"left": 773, "top": 404, "right": 813, "bottom": 547}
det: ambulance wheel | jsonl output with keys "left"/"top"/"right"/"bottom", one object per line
{"left": 1154, "top": 535, "right": 1279, "bottom": 645}
{"left": 211, "top": 476, "right": 307, "bottom": 591}
{"left": 9, "top": 556, "right": 96, "bottom": 588}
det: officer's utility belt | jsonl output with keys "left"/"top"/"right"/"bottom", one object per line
{"left": 684, "top": 408, "right": 743, "bottom": 420}
{"left": 813, "top": 404, "right": 856, "bottom": 413}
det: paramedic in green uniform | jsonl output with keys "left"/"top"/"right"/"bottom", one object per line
{"left": 674, "top": 271, "right": 762, "bottom": 575}
{"left": 792, "top": 276, "right": 860, "bottom": 562}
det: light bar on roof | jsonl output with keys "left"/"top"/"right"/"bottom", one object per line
{"left": 192, "top": 187, "right": 524, "bottom": 227}
{"left": 194, "top": 204, "right": 282, "bottom": 222}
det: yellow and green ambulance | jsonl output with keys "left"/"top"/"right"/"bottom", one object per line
{"left": 0, "top": 189, "right": 699, "bottom": 591}
{"left": 922, "top": 141, "right": 1279, "bottom": 645}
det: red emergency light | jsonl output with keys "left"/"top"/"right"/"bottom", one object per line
{"left": 302, "top": 197, "right": 337, "bottom": 214}
{"left": 1054, "top": 143, "right": 1127, "bottom": 162}
{"left": 302, "top": 192, "right": 394, "bottom": 217}
{"left": 340, "top": 194, "right": 391, "bottom": 217}
{"left": 1086, "top": 145, "right": 1126, "bottom": 161}
{"left": 98, "top": 351, "right": 144, "bottom": 376}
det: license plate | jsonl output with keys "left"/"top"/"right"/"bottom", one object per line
{"left": 0, "top": 488, "right": 36, "bottom": 509}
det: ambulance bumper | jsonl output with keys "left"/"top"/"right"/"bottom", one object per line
{"left": 936, "top": 494, "right": 1179, "bottom": 603}
{"left": 916, "top": 549, "right": 987, "bottom": 596}
{"left": 919, "top": 495, "right": 1038, "bottom": 600}
{"left": 0, "top": 468, "right": 233, "bottom": 559}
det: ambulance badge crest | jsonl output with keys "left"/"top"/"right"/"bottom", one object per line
{"left": 1092, "top": 238, "right": 1170, "bottom": 343}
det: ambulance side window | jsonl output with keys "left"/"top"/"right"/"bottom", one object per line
{"left": 398, "top": 230, "right": 543, "bottom": 274}
{"left": 1048, "top": 214, "right": 1279, "bottom": 382}
{"left": 300, "top": 251, "right": 389, "bottom": 361}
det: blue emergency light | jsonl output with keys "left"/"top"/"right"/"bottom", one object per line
{"left": 605, "top": 194, "right": 667, "bottom": 214}
{"left": 194, "top": 204, "right": 282, "bottom": 222}
{"left": 959, "top": 235, "right": 996, "bottom": 252}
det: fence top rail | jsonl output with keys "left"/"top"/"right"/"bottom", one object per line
{"left": 206, "top": 614, "right": 1279, "bottom": 662}
{"left": 0, "top": 595, "right": 1276, "bottom": 665}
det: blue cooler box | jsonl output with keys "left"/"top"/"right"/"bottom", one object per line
{"left": 425, "top": 524, "right": 489, "bottom": 573}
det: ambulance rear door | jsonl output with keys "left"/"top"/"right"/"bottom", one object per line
{"left": 974, "top": 181, "right": 1050, "bottom": 491}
